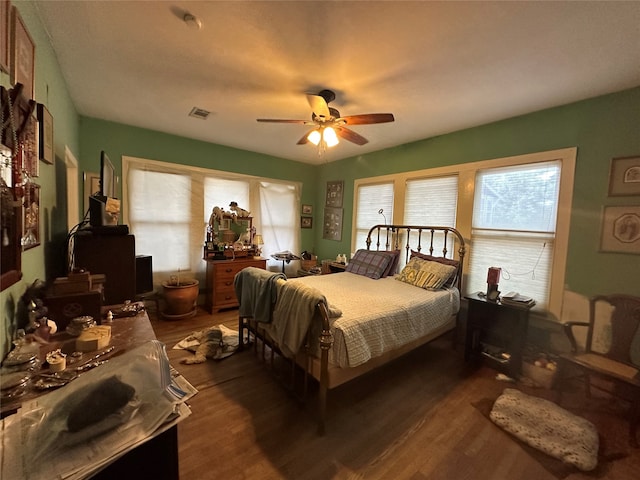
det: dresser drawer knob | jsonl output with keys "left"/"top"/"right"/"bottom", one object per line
{"left": 225, "top": 268, "right": 233, "bottom": 273}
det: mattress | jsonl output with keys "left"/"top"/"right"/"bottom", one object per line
{"left": 289, "top": 272, "right": 460, "bottom": 368}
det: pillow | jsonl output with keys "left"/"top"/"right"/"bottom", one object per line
{"left": 410, "top": 250, "right": 460, "bottom": 288}
{"left": 396, "top": 256, "right": 457, "bottom": 290}
{"left": 345, "top": 250, "right": 392, "bottom": 279}
{"left": 379, "top": 250, "right": 401, "bottom": 277}
{"left": 410, "top": 250, "right": 459, "bottom": 268}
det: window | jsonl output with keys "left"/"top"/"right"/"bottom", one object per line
{"left": 468, "top": 161, "right": 561, "bottom": 310}
{"left": 405, "top": 175, "right": 458, "bottom": 260}
{"left": 351, "top": 148, "right": 576, "bottom": 320}
{"left": 123, "top": 157, "right": 300, "bottom": 282}
{"left": 353, "top": 182, "right": 394, "bottom": 250}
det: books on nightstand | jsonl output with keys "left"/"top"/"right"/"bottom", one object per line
{"left": 500, "top": 291, "right": 536, "bottom": 308}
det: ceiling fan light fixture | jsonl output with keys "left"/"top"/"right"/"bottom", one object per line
{"left": 307, "top": 129, "right": 322, "bottom": 145}
{"left": 323, "top": 127, "right": 339, "bottom": 147}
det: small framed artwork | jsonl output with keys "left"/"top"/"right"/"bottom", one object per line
{"left": 10, "top": 6, "right": 35, "bottom": 98}
{"left": 600, "top": 205, "right": 640, "bottom": 254}
{"left": 326, "top": 180, "right": 344, "bottom": 208}
{"left": 608, "top": 156, "right": 640, "bottom": 196}
{"left": 323, "top": 207, "right": 343, "bottom": 241}
{"left": 83, "top": 171, "right": 99, "bottom": 213}
{"left": 301, "top": 216, "right": 312, "bottom": 229}
{"left": 302, "top": 204, "right": 313, "bottom": 215}
{"left": 22, "top": 181, "right": 40, "bottom": 249}
{"left": 37, "top": 104, "right": 54, "bottom": 164}
{"left": 0, "top": 1, "right": 10, "bottom": 74}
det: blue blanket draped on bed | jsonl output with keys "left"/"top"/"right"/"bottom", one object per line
{"left": 234, "top": 267, "right": 286, "bottom": 323}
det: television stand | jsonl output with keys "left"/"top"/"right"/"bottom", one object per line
{"left": 85, "top": 225, "right": 129, "bottom": 235}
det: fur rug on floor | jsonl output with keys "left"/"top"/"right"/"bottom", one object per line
{"left": 173, "top": 324, "right": 239, "bottom": 364}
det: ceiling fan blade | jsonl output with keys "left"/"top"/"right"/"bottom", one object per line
{"left": 296, "top": 130, "right": 314, "bottom": 145}
{"left": 340, "top": 113, "right": 395, "bottom": 125}
{"left": 336, "top": 126, "right": 369, "bottom": 145}
{"left": 306, "top": 94, "right": 331, "bottom": 119}
{"left": 256, "top": 119, "right": 310, "bottom": 124}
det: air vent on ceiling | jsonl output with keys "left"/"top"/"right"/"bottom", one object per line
{"left": 189, "top": 107, "right": 210, "bottom": 120}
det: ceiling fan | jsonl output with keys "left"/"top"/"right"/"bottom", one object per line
{"left": 257, "top": 89, "right": 394, "bottom": 147}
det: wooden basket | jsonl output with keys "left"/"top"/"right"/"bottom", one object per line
{"left": 301, "top": 259, "right": 317, "bottom": 271}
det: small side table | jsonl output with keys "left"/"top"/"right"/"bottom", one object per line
{"left": 271, "top": 253, "right": 301, "bottom": 273}
{"left": 464, "top": 292, "right": 532, "bottom": 378}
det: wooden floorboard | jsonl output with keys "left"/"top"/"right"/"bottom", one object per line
{"left": 148, "top": 306, "right": 640, "bottom": 480}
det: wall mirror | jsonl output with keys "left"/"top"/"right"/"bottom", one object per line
{"left": 212, "top": 215, "right": 252, "bottom": 245}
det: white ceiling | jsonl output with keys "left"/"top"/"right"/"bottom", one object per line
{"left": 34, "top": 1, "right": 640, "bottom": 165}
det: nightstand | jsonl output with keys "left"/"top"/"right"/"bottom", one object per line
{"left": 464, "top": 292, "right": 532, "bottom": 378}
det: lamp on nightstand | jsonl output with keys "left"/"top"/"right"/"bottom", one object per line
{"left": 253, "top": 234, "right": 264, "bottom": 258}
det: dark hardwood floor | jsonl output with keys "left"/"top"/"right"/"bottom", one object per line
{"left": 148, "top": 306, "right": 640, "bottom": 480}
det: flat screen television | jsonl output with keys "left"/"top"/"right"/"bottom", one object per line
{"left": 89, "top": 151, "right": 121, "bottom": 227}
{"left": 99, "top": 150, "right": 116, "bottom": 198}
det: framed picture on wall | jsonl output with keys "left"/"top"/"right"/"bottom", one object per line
{"left": 600, "top": 205, "right": 640, "bottom": 254}
{"left": 608, "top": 156, "right": 640, "bottom": 196}
{"left": 0, "top": 1, "right": 10, "bottom": 74}
{"left": 325, "top": 180, "right": 344, "bottom": 208}
{"left": 83, "top": 171, "right": 99, "bottom": 213}
{"left": 323, "top": 207, "right": 343, "bottom": 241}
{"left": 302, "top": 204, "right": 312, "bottom": 215}
{"left": 301, "top": 216, "right": 312, "bottom": 229}
{"left": 10, "top": 5, "right": 35, "bottom": 99}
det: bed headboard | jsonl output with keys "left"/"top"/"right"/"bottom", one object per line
{"left": 365, "top": 224, "right": 466, "bottom": 291}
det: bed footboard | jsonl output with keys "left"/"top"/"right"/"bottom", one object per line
{"left": 238, "top": 300, "right": 334, "bottom": 434}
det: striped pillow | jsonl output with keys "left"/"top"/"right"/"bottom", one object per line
{"left": 396, "top": 256, "right": 457, "bottom": 290}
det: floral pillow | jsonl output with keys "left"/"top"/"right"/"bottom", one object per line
{"left": 396, "top": 256, "right": 457, "bottom": 290}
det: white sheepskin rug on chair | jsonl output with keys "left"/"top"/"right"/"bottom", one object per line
{"left": 173, "top": 324, "right": 239, "bottom": 364}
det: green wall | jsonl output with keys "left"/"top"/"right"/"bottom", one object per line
{"left": 313, "top": 87, "right": 640, "bottom": 297}
{"left": 1, "top": 1, "right": 79, "bottom": 357}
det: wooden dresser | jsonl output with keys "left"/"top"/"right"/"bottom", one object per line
{"left": 205, "top": 257, "right": 267, "bottom": 313}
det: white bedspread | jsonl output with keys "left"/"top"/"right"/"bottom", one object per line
{"left": 289, "top": 272, "right": 460, "bottom": 368}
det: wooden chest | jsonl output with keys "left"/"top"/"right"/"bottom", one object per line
{"left": 205, "top": 257, "right": 267, "bottom": 313}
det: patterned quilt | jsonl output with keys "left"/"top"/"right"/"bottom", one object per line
{"left": 289, "top": 272, "right": 459, "bottom": 368}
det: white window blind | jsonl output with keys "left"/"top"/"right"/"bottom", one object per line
{"left": 404, "top": 175, "right": 458, "bottom": 260}
{"left": 128, "top": 168, "right": 195, "bottom": 273}
{"left": 468, "top": 161, "right": 561, "bottom": 308}
{"left": 354, "top": 182, "right": 394, "bottom": 250}
{"left": 204, "top": 178, "right": 250, "bottom": 226}
{"left": 125, "top": 157, "right": 299, "bottom": 283}
{"left": 257, "top": 181, "right": 300, "bottom": 275}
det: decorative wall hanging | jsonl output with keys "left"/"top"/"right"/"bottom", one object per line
{"left": 302, "top": 204, "right": 312, "bottom": 215}
{"left": 0, "top": 1, "right": 9, "bottom": 73}
{"left": 325, "top": 180, "right": 344, "bottom": 208}
{"left": 600, "top": 205, "right": 640, "bottom": 254}
{"left": 21, "top": 111, "right": 38, "bottom": 177}
{"left": 323, "top": 207, "right": 343, "bottom": 241}
{"left": 10, "top": 5, "right": 35, "bottom": 99}
{"left": 21, "top": 181, "right": 39, "bottom": 249}
{"left": 37, "top": 103, "right": 54, "bottom": 164}
{"left": 301, "top": 216, "right": 312, "bottom": 229}
{"left": 608, "top": 155, "right": 640, "bottom": 196}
